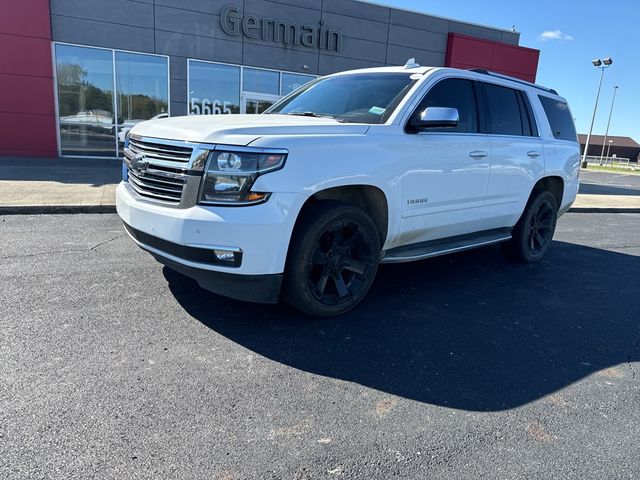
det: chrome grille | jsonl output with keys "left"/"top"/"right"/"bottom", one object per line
{"left": 128, "top": 138, "right": 193, "bottom": 163}
{"left": 127, "top": 167, "right": 185, "bottom": 203}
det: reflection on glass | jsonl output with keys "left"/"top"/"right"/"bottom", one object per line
{"left": 243, "top": 68, "right": 280, "bottom": 95}
{"left": 189, "top": 61, "right": 240, "bottom": 115}
{"left": 281, "top": 73, "right": 316, "bottom": 96}
{"left": 245, "top": 99, "right": 276, "bottom": 114}
{"left": 56, "top": 44, "right": 115, "bottom": 156}
{"left": 115, "top": 52, "right": 169, "bottom": 154}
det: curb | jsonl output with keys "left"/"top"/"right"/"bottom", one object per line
{"left": 568, "top": 207, "right": 640, "bottom": 214}
{"left": 0, "top": 205, "right": 117, "bottom": 215}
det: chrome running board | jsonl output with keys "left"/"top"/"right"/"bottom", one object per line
{"left": 381, "top": 229, "right": 512, "bottom": 264}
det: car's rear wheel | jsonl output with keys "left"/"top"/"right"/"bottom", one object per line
{"left": 503, "top": 190, "right": 558, "bottom": 263}
{"left": 283, "top": 201, "right": 380, "bottom": 317}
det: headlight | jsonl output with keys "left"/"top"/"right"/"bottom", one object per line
{"left": 123, "top": 131, "right": 131, "bottom": 149}
{"left": 199, "top": 148, "right": 287, "bottom": 205}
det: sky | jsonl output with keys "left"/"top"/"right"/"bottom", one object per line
{"left": 376, "top": 0, "right": 639, "bottom": 141}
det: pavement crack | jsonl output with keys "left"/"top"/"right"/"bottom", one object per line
{"left": 0, "top": 234, "right": 126, "bottom": 260}
{"left": 88, "top": 234, "right": 126, "bottom": 252}
{"left": 1, "top": 249, "right": 81, "bottom": 260}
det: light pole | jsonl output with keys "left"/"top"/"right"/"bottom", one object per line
{"left": 599, "top": 85, "right": 619, "bottom": 164}
{"left": 581, "top": 57, "right": 613, "bottom": 169}
{"left": 605, "top": 140, "right": 614, "bottom": 163}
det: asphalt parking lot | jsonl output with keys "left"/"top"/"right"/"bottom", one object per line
{"left": 579, "top": 169, "right": 640, "bottom": 196}
{"left": 1, "top": 212, "right": 639, "bottom": 479}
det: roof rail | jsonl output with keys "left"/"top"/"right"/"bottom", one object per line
{"left": 468, "top": 69, "right": 558, "bottom": 95}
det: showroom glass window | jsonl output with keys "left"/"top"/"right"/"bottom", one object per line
{"left": 281, "top": 73, "right": 315, "bottom": 96}
{"left": 188, "top": 61, "right": 241, "bottom": 115}
{"left": 115, "top": 52, "right": 169, "bottom": 155}
{"left": 242, "top": 67, "right": 281, "bottom": 114}
{"left": 55, "top": 44, "right": 115, "bottom": 157}
{"left": 55, "top": 44, "right": 169, "bottom": 157}
{"left": 243, "top": 68, "right": 279, "bottom": 95}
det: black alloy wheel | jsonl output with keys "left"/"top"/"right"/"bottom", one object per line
{"left": 308, "top": 220, "right": 376, "bottom": 306}
{"left": 504, "top": 190, "right": 558, "bottom": 263}
{"left": 283, "top": 201, "right": 380, "bottom": 317}
{"left": 526, "top": 198, "right": 555, "bottom": 256}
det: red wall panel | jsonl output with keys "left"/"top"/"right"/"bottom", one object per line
{"left": 0, "top": 33, "right": 53, "bottom": 77}
{"left": 0, "top": 0, "right": 56, "bottom": 157}
{"left": 0, "top": 112, "right": 57, "bottom": 156}
{"left": 445, "top": 33, "right": 540, "bottom": 83}
{"left": 445, "top": 36, "right": 495, "bottom": 67}
{"left": 0, "top": 74, "right": 56, "bottom": 115}
{"left": 0, "top": 111, "right": 57, "bottom": 156}
{"left": 0, "top": 0, "right": 51, "bottom": 39}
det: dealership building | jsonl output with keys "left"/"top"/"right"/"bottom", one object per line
{"left": 1, "top": 0, "right": 540, "bottom": 159}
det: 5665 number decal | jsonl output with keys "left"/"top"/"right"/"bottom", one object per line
{"left": 190, "top": 98, "right": 233, "bottom": 115}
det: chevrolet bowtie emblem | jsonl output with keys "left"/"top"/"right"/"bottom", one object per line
{"left": 132, "top": 153, "right": 149, "bottom": 171}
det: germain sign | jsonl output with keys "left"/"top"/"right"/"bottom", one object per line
{"left": 220, "top": 5, "right": 343, "bottom": 52}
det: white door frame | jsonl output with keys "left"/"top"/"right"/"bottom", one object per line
{"left": 240, "top": 92, "right": 281, "bottom": 114}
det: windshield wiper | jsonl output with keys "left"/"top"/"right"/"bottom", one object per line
{"left": 285, "top": 111, "right": 345, "bottom": 122}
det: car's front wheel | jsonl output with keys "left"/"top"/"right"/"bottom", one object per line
{"left": 283, "top": 201, "right": 381, "bottom": 317}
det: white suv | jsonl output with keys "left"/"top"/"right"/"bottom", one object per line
{"left": 116, "top": 62, "right": 580, "bottom": 316}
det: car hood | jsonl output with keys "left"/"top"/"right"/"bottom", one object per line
{"left": 129, "top": 114, "right": 370, "bottom": 146}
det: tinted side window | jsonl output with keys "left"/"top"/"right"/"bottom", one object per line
{"left": 411, "top": 78, "right": 478, "bottom": 133}
{"left": 482, "top": 82, "right": 524, "bottom": 136}
{"left": 538, "top": 96, "right": 577, "bottom": 141}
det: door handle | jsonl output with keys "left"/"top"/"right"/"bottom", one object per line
{"left": 469, "top": 151, "right": 488, "bottom": 158}
{"left": 527, "top": 151, "right": 541, "bottom": 158}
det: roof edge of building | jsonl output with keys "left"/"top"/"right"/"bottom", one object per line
{"left": 578, "top": 134, "right": 640, "bottom": 148}
{"left": 353, "top": 0, "right": 521, "bottom": 35}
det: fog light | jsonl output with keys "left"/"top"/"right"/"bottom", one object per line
{"left": 213, "top": 249, "right": 236, "bottom": 263}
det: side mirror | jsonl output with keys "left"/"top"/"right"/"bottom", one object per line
{"left": 410, "top": 107, "right": 459, "bottom": 130}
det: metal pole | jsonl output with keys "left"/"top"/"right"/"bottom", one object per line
{"left": 599, "top": 86, "right": 619, "bottom": 164}
{"left": 606, "top": 141, "right": 613, "bottom": 162}
{"left": 581, "top": 66, "right": 606, "bottom": 168}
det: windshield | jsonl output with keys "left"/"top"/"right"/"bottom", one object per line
{"left": 266, "top": 73, "right": 418, "bottom": 124}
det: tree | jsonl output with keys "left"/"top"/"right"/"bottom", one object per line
{"left": 57, "top": 63, "right": 85, "bottom": 86}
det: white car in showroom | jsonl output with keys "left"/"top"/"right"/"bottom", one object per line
{"left": 116, "top": 61, "right": 580, "bottom": 316}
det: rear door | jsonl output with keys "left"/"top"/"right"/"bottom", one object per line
{"left": 480, "top": 82, "right": 544, "bottom": 228}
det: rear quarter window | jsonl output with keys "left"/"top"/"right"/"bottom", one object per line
{"left": 538, "top": 96, "right": 577, "bottom": 142}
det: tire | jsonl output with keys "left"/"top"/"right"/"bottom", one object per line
{"left": 283, "top": 201, "right": 381, "bottom": 317}
{"left": 503, "top": 190, "right": 558, "bottom": 263}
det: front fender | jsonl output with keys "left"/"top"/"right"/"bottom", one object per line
{"left": 251, "top": 134, "right": 403, "bottom": 249}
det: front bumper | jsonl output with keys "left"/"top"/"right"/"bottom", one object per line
{"left": 149, "top": 249, "right": 283, "bottom": 304}
{"left": 117, "top": 181, "right": 305, "bottom": 299}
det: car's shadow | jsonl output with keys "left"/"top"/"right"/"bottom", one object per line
{"left": 163, "top": 241, "right": 639, "bottom": 412}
